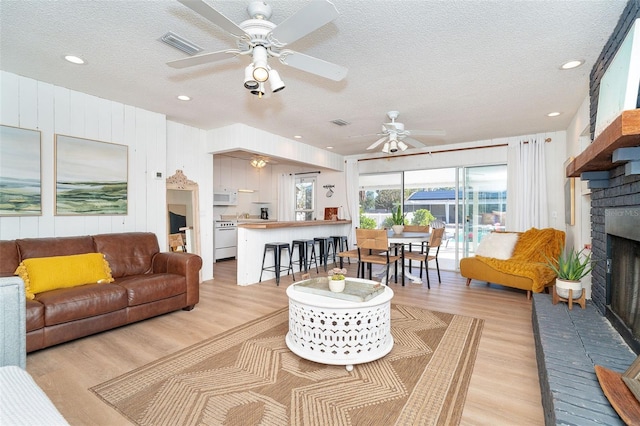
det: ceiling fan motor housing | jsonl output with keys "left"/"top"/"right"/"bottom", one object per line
{"left": 247, "top": 1, "right": 272, "bottom": 20}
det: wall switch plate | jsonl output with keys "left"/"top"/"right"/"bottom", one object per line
{"left": 155, "top": 172, "right": 163, "bottom": 179}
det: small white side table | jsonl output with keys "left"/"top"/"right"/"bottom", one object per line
{"left": 285, "top": 278, "right": 394, "bottom": 371}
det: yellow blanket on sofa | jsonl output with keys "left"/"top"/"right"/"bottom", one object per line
{"left": 475, "top": 228, "right": 565, "bottom": 293}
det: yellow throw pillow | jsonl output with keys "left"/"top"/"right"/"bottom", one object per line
{"left": 15, "top": 253, "right": 114, "bottom": 300}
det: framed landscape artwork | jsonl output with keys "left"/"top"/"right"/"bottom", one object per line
{"left": 0, "top": 125, "right": 42, "bottom": 216}
{"left": 55, "top": 135, "right": 128, "bottom": 215}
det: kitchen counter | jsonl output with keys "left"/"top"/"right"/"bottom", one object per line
{"left": 238, "top": 220, "right": 351, "bottom": 229}
{"left": 235, "top": 220, "right": 353, "bottom": 285}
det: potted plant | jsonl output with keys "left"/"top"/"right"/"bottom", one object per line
{"left": 545, "top": 247, "right": 593, "bottom": 299}
{"left": 328, "top": 267, "right": 347, "bottom": 292}
{"left": 391, "top": 205, "right": 405, "bottom": 234}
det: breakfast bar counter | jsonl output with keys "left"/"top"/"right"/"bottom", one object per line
{"left": 236, "top": 220, "right": 352, "bottom": 285}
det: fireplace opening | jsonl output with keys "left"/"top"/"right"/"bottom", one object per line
{"left": 605, "top": 208, "right": 640, "bottom": 354}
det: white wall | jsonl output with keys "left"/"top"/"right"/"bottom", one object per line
{"left": 564, "top": 94, "right": 593, "bottom": 298}
{"left": 166, "top": 121, "right": 213, "bottom": 279}
{"left": 208, "top": 123, "right": 344, "bottom": 171}
{"left": 0, "top": 71, "right": 166, "bottom": 242}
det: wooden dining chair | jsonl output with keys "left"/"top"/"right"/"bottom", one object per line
{"left": 401, "top": 225, "right": 430, "bottom": 274}
{"left": 356, "top": 229, "right": 400, "bottom": 284}
{"left": 403, "top": 227, "right": 445, "bottom": 288}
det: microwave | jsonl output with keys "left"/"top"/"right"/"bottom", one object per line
{"left": 213, "top": 189, "right": 237, "bottom": 206}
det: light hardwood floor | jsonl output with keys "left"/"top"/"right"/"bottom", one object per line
{"left": 26, "top": 260, "right": 545, "bottom": 425}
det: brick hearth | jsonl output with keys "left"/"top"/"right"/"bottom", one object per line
{"left": 532, "top": 294, "right": 635, "bottom": 425}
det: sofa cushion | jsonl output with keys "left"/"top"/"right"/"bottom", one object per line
{"left": 93, "top": 233, "right": 159, "bottom": 278}
{"left": 15, "top": 253, "right": 114, "bottom": 299}
{"left": 0, "top": 241, "right": 20, "bottom": 277}
{"left": 36, "top": 283, "right": 128, "bottom": 326}
{"left": 26, "top": 300, "right": 45, "bottom": 333}
{"left": 16, "top": 236, "right": 95, "bottom": 260}
{"left": 116, "top": 274, "right": 185, "bottom": 306}
{"left": 475, "top": 232, "right": 519, "bottom": 260}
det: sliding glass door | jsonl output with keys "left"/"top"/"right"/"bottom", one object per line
{"left": 359, "top": 164, "right": 507, "bottom": 270}
{"left": 358, "top": 173, "right": 402, "bottom": 229}
{"left": 459, "top": 165, "right": 508, "bottom": 259}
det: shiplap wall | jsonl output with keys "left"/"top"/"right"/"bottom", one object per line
{"left": 166, "top": 121, "right": 213, "bottom": 279}
{"left": 0, "top": 71, "right": 167, "bottom": 246}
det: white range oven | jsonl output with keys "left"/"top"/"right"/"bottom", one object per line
{"left": 214, "top": 220, "right": 237, "bottom": 261}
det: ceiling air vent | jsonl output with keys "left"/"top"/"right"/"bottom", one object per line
{"left": 330, "top": 119, "right": 350, "bottom": 126}
{"left": 159, "top": 32, "right": 203, "bottom": 56}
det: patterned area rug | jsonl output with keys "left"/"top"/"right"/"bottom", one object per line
{"left": 92, "top": 304, "right": 483, "bottom": 426}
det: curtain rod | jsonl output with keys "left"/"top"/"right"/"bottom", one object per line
{"left": 294, "top": 171, "right": 321, "bottom": 175}
{"left": 358, "top": 137, "right": 552, "bottom": 162}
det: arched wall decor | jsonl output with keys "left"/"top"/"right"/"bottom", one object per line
{"left": 166, "top": 170, "right": 201, "bottom": 256}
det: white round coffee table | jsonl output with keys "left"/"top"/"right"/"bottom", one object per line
{"left": 285, "top": 278, "right": 394, "bottom": 371}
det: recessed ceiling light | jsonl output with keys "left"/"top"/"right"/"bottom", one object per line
{"left": 64, "top": 55, "right": 85, "bottom": 65}
{"left": 177, "top": 95, "right": 191, "bottom": 101}
{"left": 293, "top": 135, "right": 302, "bottom": 139}
{"left": 547, "top": 112, "right": 561, "bottom": 117}
{"left": 326, "top": 146, "right": 334, "bottom": 149}
{"left": 560, "top": 60, "right": 583, "bottom": 70}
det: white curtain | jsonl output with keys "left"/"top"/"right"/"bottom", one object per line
{"left": 343, "top": 159, "right": 359, "bottom": 247}
{"left": 277, "top": 173, "right": 295, "bottom": 221}
{"left": 507, "top": 138, "right": 549, "bottom": 231}
{"left": 343, "top": 159, "right": 359, "bottom": 223}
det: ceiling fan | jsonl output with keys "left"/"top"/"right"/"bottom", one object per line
{"left": 364, "top": 111, "right": 446, "bottom": 153}
{"left": 167, "top": 0, "right": 348, "bottom": 96}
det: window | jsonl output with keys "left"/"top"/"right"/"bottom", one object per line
{"left": 295, "top": 176, "right": 316, "bottom": 221}
{"left": 358, "top": 173, "right": 402, "bottom": 229}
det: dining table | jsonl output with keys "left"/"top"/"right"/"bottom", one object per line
{"left": 381, "top": 230, "right": 431, "bottom": 285}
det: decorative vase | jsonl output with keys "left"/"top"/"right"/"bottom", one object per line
{"left": 392, "top": 225, "right": 404, "bottom": 234}
{"left": 329, "top": 279, "right": 345, "bottom": 292}
{"left": 555, "top": 278, "right": 583, "bottom": 299}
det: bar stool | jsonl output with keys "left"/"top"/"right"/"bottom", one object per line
{"left": 291, "top": 239, "right": 319, "bottom": 273}
{"left": 314, "top": 237, "right": 336, "bottom": 271}
{"left": 259, "top": 242, "right": 294, "bottom": 285}
{"left": 331, "top": 235, "right": 350, "bottom": 263}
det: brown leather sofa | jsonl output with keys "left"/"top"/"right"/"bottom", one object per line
{"left": 0, "top": 232, "right": 202, "bottom": 353}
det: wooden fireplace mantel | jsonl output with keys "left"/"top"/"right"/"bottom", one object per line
{"left": 566, "top": 109, "right": 640, "bottom": 178}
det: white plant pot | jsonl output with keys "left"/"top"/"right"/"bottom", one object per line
{"left": 392, "top": 225, "right": 404, "bottom": 234}
{"left": 329, "top": 279, "right": 345, "bottom": 292}
{"left": 555, "top": 278, "right": 583, "bottom": 299}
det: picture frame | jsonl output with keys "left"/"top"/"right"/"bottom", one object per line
{"left": 622, "top": 355, "right": 640, "bottom": 404}
{"left": 0, "top": 125, "right": 42, "bottom": 216}
{"left": 55, "top": 134, "right": 128, "bottom": 215}
{"left": 564, "top": 157, "right": 575, "bottom": 226}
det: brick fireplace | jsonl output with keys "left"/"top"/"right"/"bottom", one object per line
{"left": 591, "top": 179, "right": 640, "bottom": 355}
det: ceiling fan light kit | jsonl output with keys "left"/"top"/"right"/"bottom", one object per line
{"left": 250, "top": 82, "right": 265, "bottom": 97}
{"left": 360, "top": 110, "right": 446, "bottom": 154}
{"left": 250, "top": 157, "right": 268, "bottom": 168}
{"left": 243, "top": 64, "right": 259, "bottom": 89}
{"left": 170, "top": 0, "right": 347, "bottom": 97}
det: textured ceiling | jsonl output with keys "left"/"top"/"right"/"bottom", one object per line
{"left": 0, "top": 0, "right": 628, "bottom": 157}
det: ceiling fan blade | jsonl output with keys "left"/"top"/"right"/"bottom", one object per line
{"left": 279, "top": 50, "right": 347, "bottom": 81}
{"left": 367, "top": 136, "right": 387, "bottom": 150}
{"left": 409, "top": 129, "right": 447, "bottom": 137}
{"left": 269, "top": 0, "right": 339, "bottom": 46}
{"left": 178, "top": 0, "right": 248, "bottom": 39}
{"left": 167, "top": 49, "right": 239, "bottom": 69}
{"left": 402, "top": 137, "right": 426, "bottom": 149}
